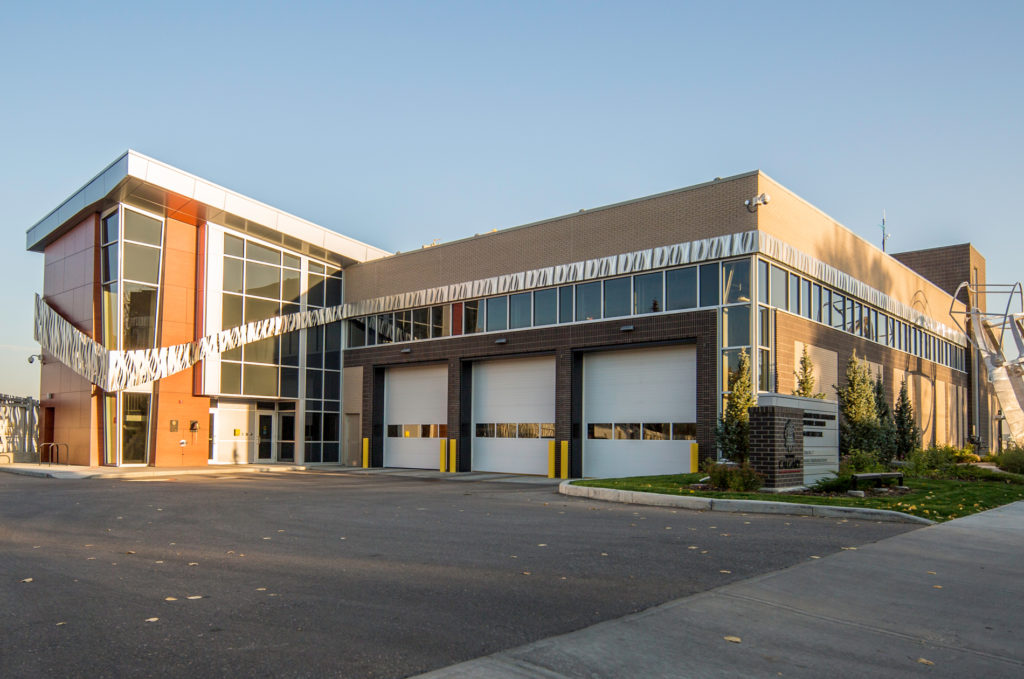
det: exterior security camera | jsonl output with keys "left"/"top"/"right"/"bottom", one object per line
{"left": 28, "top": 354, "right": 45, "bottom": 365}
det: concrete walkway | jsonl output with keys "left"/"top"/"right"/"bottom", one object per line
{"left": 415, "top": 501, "right": 1024, "bottom": 678}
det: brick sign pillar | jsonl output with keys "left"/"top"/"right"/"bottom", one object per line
{"left": 748, "top": 405, "right": 804, "bottom": 490}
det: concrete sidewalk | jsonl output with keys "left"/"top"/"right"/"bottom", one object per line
{"left": 416, "top": 501, "right": 1024, "bottom": 678}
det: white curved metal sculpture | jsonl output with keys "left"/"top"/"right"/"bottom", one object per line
{"left": 950, "top": 282, "right": 1024, "bottom": 445}
{"left": 33, "top": 294, "right": 345, "bottom": 393}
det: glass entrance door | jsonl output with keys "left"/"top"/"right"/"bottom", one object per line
{"left": 256, "top": 413, "right": 274, "bottom": 461}
{"left": 279, "top": 413, "right": 295, "bottom": 461}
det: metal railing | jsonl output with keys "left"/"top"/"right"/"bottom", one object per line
{"left": 38, "top": 442, "right": 69, "bottom": 466}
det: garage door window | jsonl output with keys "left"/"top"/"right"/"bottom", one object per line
{"left": 614, "top": 423, "right": 641, "bottom": 440}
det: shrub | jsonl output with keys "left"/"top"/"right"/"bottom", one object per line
{"left": 840, "top": 448, "right": 887, "bottom": 474}
{"left": 836, "top": 353, "right": 883, "bottom": 454}
{"left": 951, "top": 449, "right": 981, "bottom": 464}
{"left": 811, "top": 473, "right": 856, "bottom": 493}
{"left": 704, "top": 461, "right": 763, "bottom": 492}
{"left": 996, "top": 446, "right": 1024, "bottom": 475}
{"left": 906, "top": 446, "right": 958, "bottom": 478}
{"left": 717, "top": 349, "right": 756, "bottom": 463}
{"left": 944, "top": 465, "right": 1024, "bottom": 484}
{"left": 893, "top": 379, "right": 921, "bottom": 459}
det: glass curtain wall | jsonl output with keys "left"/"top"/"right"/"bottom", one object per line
{"left": 218, "top": 230, "right": 343, "bottom": 464}
{"left": 720, "top": 259, "right": 753, "bottom": 408}
{"left": 99, "top": 206, "right": 164, "bottom": 465}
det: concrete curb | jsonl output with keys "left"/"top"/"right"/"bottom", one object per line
{"left": 559, "top": 480, "right": 934, "bottom": 525}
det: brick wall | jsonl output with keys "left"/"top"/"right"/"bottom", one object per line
{"left": 748, "top": 405, "right": 804, "bottom": 490}
{"left": 343, "top": 174, "right": 759, "bottom": 302}
{"left": 774, "top": 310, "right": 970, "bottom": 448}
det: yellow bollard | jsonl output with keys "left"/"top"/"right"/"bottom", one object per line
{"left": 362, "top": 438, "right": 369, "bottom": 468}
{"left": 690, "top": 442, "right": 699, "bottom": 473}
{"left": 449, "top": 439, "right": 457, "bottom": 473}
{"left": 560, "top": 440, "right": 569, "bottom": 479}
{"left": 440, "top": 439, "right": 448, "bottom": 472}
{"left": 547, "top": 440, "right": 556, "bottom": 478}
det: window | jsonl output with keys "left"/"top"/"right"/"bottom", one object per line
{"left": 722, "top": 305, "right": 750, "bottom": 347}
{"left": 603, "top": 277, "right": 631, "bottom": 318}
{"left": 431, "top": 306, "right": 449, "bottom": 337}
{"left": 486, "top": 296, "right": 508, "bottom": 331}
{"left": 757, "top": 260, "right": 769, "bottom": 304}
{"left": 831, "top": 293, "right": 845, "bottom": 330}
{"left": 395, "top": 310, "right": 411, "bottom": 341}
{"left": 614, "top": 423, "right": 641, "bottom": 440}
{"left": 509, "top": 292, "right": 532, "bottom": 329}
{"left": 534, "top": 288, "right": 557, "bottom": 326}
{"left": 575, "top": 281, "right": 601, "bottom": 321}
{"left": 699, "top": 263, "right": 719, "bottom": 307}
{"left": 722, "top": 260, "right": 751, "bottom": 304}
{"left": 412, "top": 307, "right": 430, "bottom": 340}
{"left": 672, "top": 423, "right": 697, "bottom": 440}
{"left": 666, "top": 267, "right": 697, "bottom": 310}
{"left": 587, "top": 423, "right": 613, "bottom": 439}
{"left": 770, "top": 265, "right": 788, "bottom": 309}
{"left": 788, "top": 273, "right": 800, "bottom": 313}
{"left": 633, "top": 272, "right": 663, "bottom": 314}
{"left": 464, "top": 301, "right": 482, "bottom": 334}
{"left": 642, "top": 423, "right": 670, "bottom": 440}
{"left": 558, "top": 286, "right": 574, "bottom": 323}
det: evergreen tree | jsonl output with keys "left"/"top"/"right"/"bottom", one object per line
{"left": 835, "top": 352, "right": 879, "bottom": 454}
{"left": 874, "top": 371, "right": 896, "bottom": 461}
{"left": 893, "top": 378, "right": 921, "bottom": 459}
{"left": 717, "top": 349, "right": 756, "bottom": 463}
{"left": 794, "top": 345, "right": 825, "bottom": 399}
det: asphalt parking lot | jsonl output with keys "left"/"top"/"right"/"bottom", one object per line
{"left": 0, "top": 471, "right": 915, "bottom": 678}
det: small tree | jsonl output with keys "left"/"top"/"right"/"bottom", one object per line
{"left": 794, "top": 345, "right": 825, "bottom": 399}
{"left": 835, "top": 352, "right": 879, "bottom": 454}
{"left": 893, "top": 377, "right": 921, "bottom": 459}
{"left": 874, "top": 371, "right": 896, "bottom": 461}
{"left": 717, "top": 349, "right": 756, "bottom": 463}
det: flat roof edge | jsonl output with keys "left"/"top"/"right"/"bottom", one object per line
{"left": 25, "top": 150, "right": 392, "bottom": 262}
{"left": 362, "top": 170, "right": 761, "bottom": 265}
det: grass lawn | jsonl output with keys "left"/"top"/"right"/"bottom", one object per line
{"left": 573, "top": 473, "right": 1024, "bottom": 522}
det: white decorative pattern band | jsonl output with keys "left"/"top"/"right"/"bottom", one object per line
{"left": 34, "top": 294, "right": 344, "bottom": 392}
{"left": 343, "top": 231, "right": 759, "bottom": 317}
{"left": 757, "top": 233, "right": 967, "bottom": 344}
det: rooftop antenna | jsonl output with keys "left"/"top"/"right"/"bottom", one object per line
{"left": 880, "top": 209, "right": 890, "bottom": 252}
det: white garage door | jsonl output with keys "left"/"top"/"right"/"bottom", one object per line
{"left": 384, "top": 364, "right": 448, "bottom": 469}
{"left": 472, "top": 357, "right": 555, "bottom": 475}
{"left": 583, "top": 345, "right": 697, "bottom": 478}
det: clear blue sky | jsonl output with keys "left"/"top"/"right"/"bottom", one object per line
{"left": 2, "top": 1, "right": 1021, "bottom": 397}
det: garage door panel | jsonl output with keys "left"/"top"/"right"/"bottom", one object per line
{"left": 583, "top": 345, "right": 697, "bottom": 478}
{"left": 472, "top": 357, "right": 555, "bottom": 475}
{"left": 584, "top": 346, "right": 695, "bottom": 423}
{"left": 384, "top": 364, "right": 447, "bottom": 469}
{"left": 472, "top": 439, "right": 550, "bottom": 475}
{"left": 586, "top": 440, "right": 692, "bottom": 478}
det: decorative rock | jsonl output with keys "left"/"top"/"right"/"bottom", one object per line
{"left": 847, "top": 490, "right": 866, "bottom": 498}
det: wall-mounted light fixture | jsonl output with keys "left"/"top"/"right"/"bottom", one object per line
{"left": 620, "top": 325, "right": 635, "bottom": 332}
{"left": 28, "top": 354, "right": 46, "bottom": 365}
{"left": 494, "top": 338, "right": 508, "bottom": 345}
{"left": 400, "top": 347, "right": 412, "bottom": 354}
